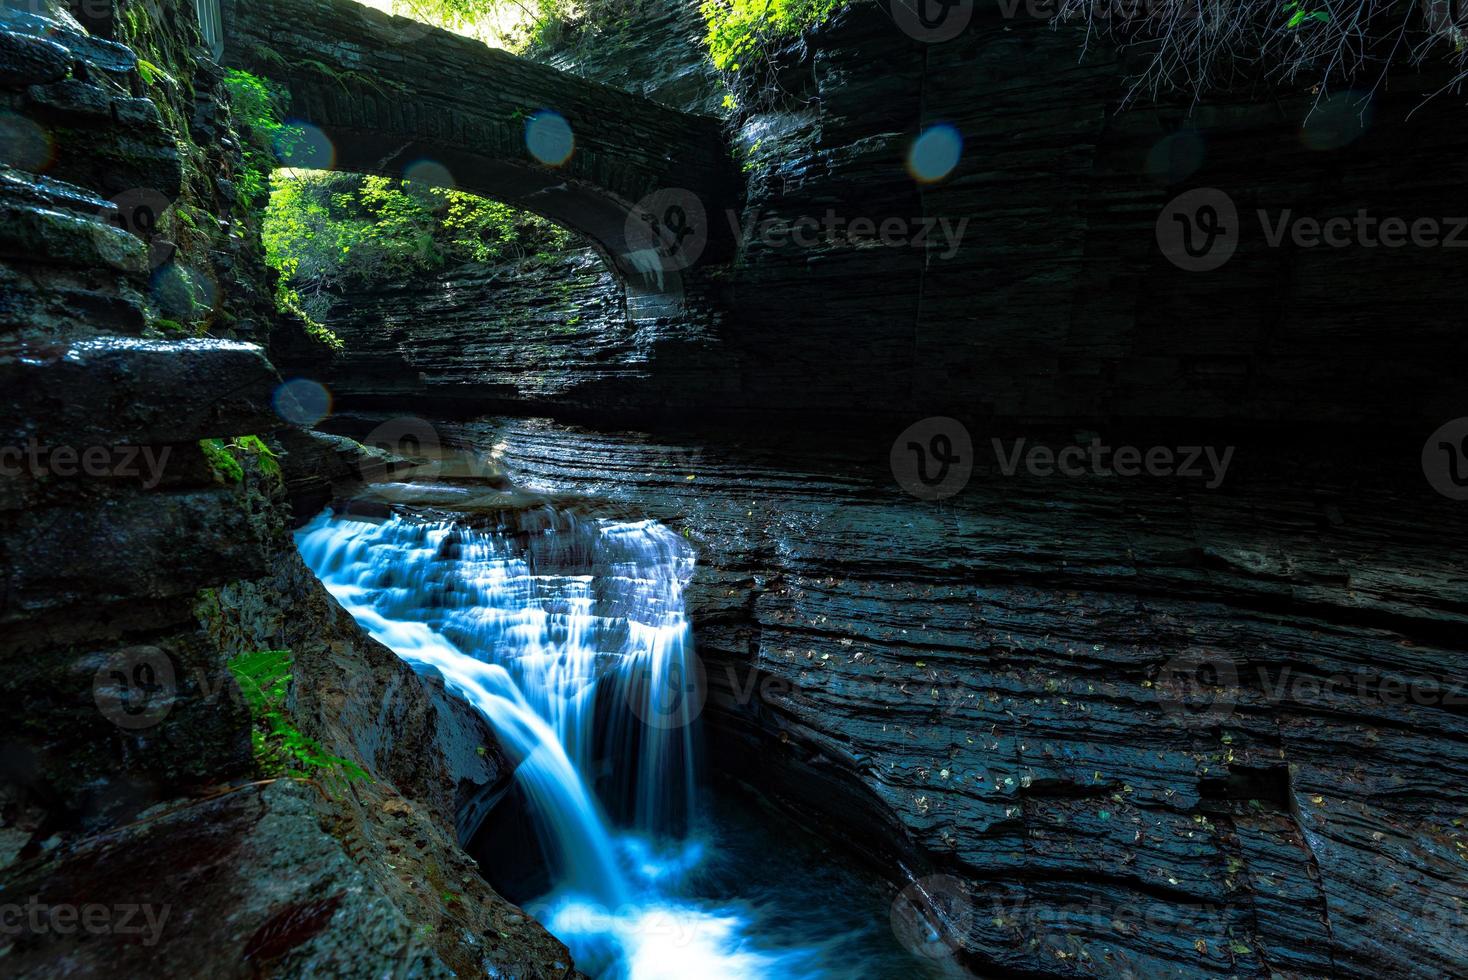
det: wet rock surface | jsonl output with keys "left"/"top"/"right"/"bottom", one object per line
{"left": 393, "top": 414, "right": 1468, "bottom": 979}
{"left": 4, "top": 1, "right": 1466, "bottom": 977}
{"left": 198, "top": 544, "right": 581, "bottom": 978}
{"left": 1, "top": 780, "right": 455, "bottom": 979}
{"left": 1, "top": 337, "right": 282, "bottom": 446}
{"left": 0, "top": 5, "right": 581, "bottom": 977}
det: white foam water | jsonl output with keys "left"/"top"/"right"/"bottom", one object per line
{"left": 298, "top": 506, "right": 840, "bottom": 977}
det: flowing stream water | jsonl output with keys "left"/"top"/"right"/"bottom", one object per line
{"left": 296, "top": 491, "right": 937, "bottom": 979}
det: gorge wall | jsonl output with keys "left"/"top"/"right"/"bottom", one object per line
{"left": 3, "top": 1, "right": 1465, "bottom": 978}
{"left": 0, "top": 2, "right": 575, "bottom": 974}
{"left": 316, "top": 2, "right": 1468, "bottom": 432}
{"left": 306, "top": 3, "right": 1468, "bottom": 978}
{"left": 428, "top": 414, "right": 1468, "bottom": 979}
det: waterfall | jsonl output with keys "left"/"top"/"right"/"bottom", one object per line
{"left": 297, "top": 501, "right": 920, "bottom": 979}
{"left": 295, "top": 507, "right": 700, "bottom": 906}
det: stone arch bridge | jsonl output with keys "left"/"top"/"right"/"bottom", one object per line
{"left": 219, "top": 0, "right": 737, "bottom": 319}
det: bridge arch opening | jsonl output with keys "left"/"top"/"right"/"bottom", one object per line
{"left": 266, "top": 167, "right": 654, "bottom": 412}
{"left": 222, "top": 0, "right": 737, "bottom": 326}
{"left": 265, "top": 167, "right": 619, "bottom": 325}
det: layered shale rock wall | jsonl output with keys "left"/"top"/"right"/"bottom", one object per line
{"left": 717, "top": 4, "right": 1468, "bottom": 429}
{"left": 306, "top": 4, "right": 1468, "bottom": 976}
{"left": 0, "top": 3, "right": 573, "bottom": 974}
{"left": 459, "top": 416, "right": 1468, "bottom": 980}
{"left": 321, "top": 2, "right": 1468, "bottom": 432}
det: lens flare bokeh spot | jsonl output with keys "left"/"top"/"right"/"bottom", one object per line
{"left": 526, "top": 110, "right": 575, "bottom": 166}
{"left": 404, "top": 159, "right": 455, "bottom": 188}
{"left": 274, "top": 378, "right": 333, "bottom": 426}
{"left": 1301, "top": 92, "right": 1372, "bottom": 151}
{"left": 907, "top": 124, "right": 962, "bottom": 183}
{"left": 0, "top": 112, "right": 53, "bottom": 172}
{"left": 279, "top": 122, "right": 336, "bottom": 169}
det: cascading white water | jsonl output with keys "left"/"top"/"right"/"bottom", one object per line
{"left": 296, "top": 507, "right": 700, "bottom": 899}
{"left": 297, "top": 500, "right": 922, "bottom": 979}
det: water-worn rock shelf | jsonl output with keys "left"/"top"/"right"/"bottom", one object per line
{"left": 369, "top": 414, "right": 1468, "bottom": 978}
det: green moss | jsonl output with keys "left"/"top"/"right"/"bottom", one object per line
{"left": 227, "top": 650, "right": 371, "bottom": 790}
{"left": 120, "top": 5, "right": 145, "bottom": 38}
{"left": 136, "top": 58, "right": 175, "bottom": 88}
{"left": 200, "top": 438, "right": 244, "bottom": 484}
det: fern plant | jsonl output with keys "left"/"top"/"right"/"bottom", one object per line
{"left": 228, "top": 650, "right": 370, "bottom": 792}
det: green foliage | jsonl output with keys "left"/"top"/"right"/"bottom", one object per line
{"left": 228, "top": 650, "right": 371, "bottom": 789}
{"left": 264, "top": 173, "right": 573, "bottom": 322}
{"left": 1282, "top": 0, "right": 1330, "bottom": 27}
{"left": 230, "top": 435, "right": 282, "bottom": 478}
{"left": 199, "top": 435, "right": 281, "bottom": 483}
{"left": 390, "top": 0, "right": 508, "bottom": 24}
{"left": 220, "top": 69, "right": 341, "bottom": 344}
{"left": 381, "top": 0, "right": 577, "bottom": 51}
{"left": 299, "top": 308, "right": 346, "bottom": 351}
{"left": 222, "top": 69, "right": 301, "bottom": 209}
{"left": 701, "top": 0, "right": 844, "bottom": 73}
